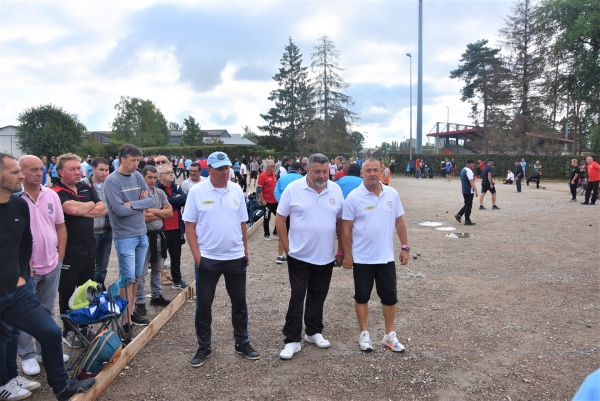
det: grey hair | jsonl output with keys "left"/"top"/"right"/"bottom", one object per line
{"left": 307, "top": 153, "right": 329, "bottom": 168}
{"left": 571, "top": 159, "right": 578, "bottom": 163}
{"left": 265, "top": 159, "right": 275, "bottom": 167}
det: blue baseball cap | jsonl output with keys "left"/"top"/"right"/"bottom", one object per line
{"left": 207, "top": 151, "right": 232, "bottom": 168}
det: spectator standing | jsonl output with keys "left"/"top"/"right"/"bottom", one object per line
{"left": 104, "top": 145, "right": 155, "bottom": 337}
{"left": 17, "top": 156, "right": 69, "bottom": 376}
{"left": 111, "top": 156, "right": 119, "bottom": 173}
{"left": 582, "top": 156, "right": 600, "bottom": 205}
{"left": 232, "top": 157, "right": 241, "bottom": 182}
{"left": 184, "top": 157, "right": 192, "bottom": 180}
{"left": 329, "top": 159, "right": 337, "bottom": 180}
{"left": 183, "top": 151, "right": 260, "bottom": 367}
{"left": 79, "top": 158, "right": 88, "bottom": 179}
{"left": 336, "top": 164, "right": 363, "bottom": 199}
{"left": 415, "top": 158, "right": 421, "bottom": 179}
{"left": 520, "top": 158, "right": 527, "bottom": 177}
{"left": 445, "top": 159, "right": 452, "bottom": 182}
{"left": 278, "top": 157, "right": 291, "bottom": 179}
{"left": 49, "top": 156, "right": 59, "bottom": 185}
{"left": 341, "top": 158, "right": 410, "bottom": 353}
{"left": 40, "top": 156, "right": 48, "bottom": 187}
{"left": 455, "top": 159, "right": 479, "bottom": 226}
{"left": 569, "top": 159, "right": 580, "bottom": 202}
{"left": 257, "top": 160, "right": 278, "bottom": 241}
{"left": 479, "top": 159, "right": 500, "bottom": 210}
{"left": 249, "top": 158, "right": 259, "bottom": 187}
{"left": 273, "top": 161, "right": 304, "bottom": 264}
{"left": 381, "top": 163, "right": 391, "bottom": 185}
{"left": 239, "top": 159, "right": 248, "bottom": 192}
{"left": 155, "top": 157, "right": 188, "bottom": 289}
{"left": 194, "top": 148, "right": 209, "bottom": 182}
{"left": 52, "top": 153, "right": 106, "bottom": 342}
{"left": 514, "top": 160, "right": 524, "bottom": 193}
{"left": 275, "top": 153, "right": 344, "bottom": 360}
{"left": 182, "top": 162, "right": 202, "bottom": 194}
{"left": 333, "top": 161, "right": 350, "bottom": 181}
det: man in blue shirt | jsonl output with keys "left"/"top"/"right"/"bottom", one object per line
{"left": 273, "top": 161, "right": 304, "bottom": 264}
{"left": 184, "top": 157, "right": 192, "bottom": 180}
{"left": 336, "top": 164, "right": 363, "bottom": 199}
{"left": 49, "top": 156, "right": 59, "bottom": 185}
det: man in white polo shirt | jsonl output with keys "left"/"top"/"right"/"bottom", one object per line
{"left": 183, "top": 151, "right": 260, "bottom": 368}
{"left": 341, "top": 158, "right": 409, "bottom": 353}
{"left": 275, "top": 153, "right": 344, "bottom": 360}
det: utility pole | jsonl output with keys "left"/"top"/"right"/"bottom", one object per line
{"left": 416, "top": 0, "right": 423, "bottom": 154}
{"left": 407, "top": 53, "right": 413, "bottom": 161}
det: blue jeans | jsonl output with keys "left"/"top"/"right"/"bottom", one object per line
{"left": 0, "top": 278, "right": 69, "bottom": 393}
{"left": 94, "top": 230, "right": 113, "bottom": 289}
{"left": 114, "top": 234, "right": 149, "bottom": 284}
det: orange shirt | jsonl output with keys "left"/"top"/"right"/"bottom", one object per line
{"left": 588, "top": 161, "right": 600, "bottom": 182}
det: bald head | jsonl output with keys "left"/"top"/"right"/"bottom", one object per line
{"left": 19, "top": 155, "right": 44, "bottom": 189}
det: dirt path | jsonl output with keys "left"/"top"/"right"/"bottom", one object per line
{"left": 29, "top": 175, "right": 599, "bottom": 400}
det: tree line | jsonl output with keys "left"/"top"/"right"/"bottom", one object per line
{"left": 449, "top": 0, "right": 599, "bottom": 155}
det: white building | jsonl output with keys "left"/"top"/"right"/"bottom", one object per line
{"left": 0, "top": 125, "right": 24, "bottom": 158}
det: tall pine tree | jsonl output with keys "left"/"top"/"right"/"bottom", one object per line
{"left": 259, "top": 37, "right": 313, "bottom": 150}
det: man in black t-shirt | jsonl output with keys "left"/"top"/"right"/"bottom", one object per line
{"left": 479, "top": 159, "right": 500, "bottom": 210}
{"left": 569, "top": 159, "right": 580, "bottom": 202}
{"left": 52, "top": 154, "right": 105, "bottom": 338}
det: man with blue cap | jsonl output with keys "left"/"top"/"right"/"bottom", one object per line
{"left": 183, "top": 151, "right": 260, "bottom": 367}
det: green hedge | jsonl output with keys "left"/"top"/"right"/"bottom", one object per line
{"left": 136, "top": 145, "right": 268, "bottom": 160}
{"left": 392, "top": 154, "right": 593, "bottom": 179}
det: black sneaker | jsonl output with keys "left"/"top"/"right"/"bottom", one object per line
{"left": 135, "top": 303, "right": 147, "bottom": 316}
{"left": 454, "top": 214, "right": 461, "bottom": 223}
{"left": 63, "top": 331, "right": 84, "bottom": 349}
{"left": 464, "top": 220, "right": 476, "bottom": 226}
{"left": 235, "top": 342, "right": 260, "bottom": 360}
{"left": 479, "top": 205, "right": 486, "bottom": 210}
{"left": 191, "top": 347, "right": 211, "bottom": 367}
{"left": 172, "top": 280, "right": 188, "bottom": 290}
{"left": 131, "top": 312, "right": 150, "bottom": 326}
{"left": 581, "top": 202, "right": 589, "bottom": 205}
{"left": 492, "top": 205, "right": 500, "bottom": 210}
{"left": 150, "top": 295, "right": 171, "bottom": 306}
{"left": 121, "top": 323, "right": 133, "bottom": 341}
{"left": 55, "top": 378, "right": 96, "bottom": 401}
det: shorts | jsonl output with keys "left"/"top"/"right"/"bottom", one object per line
{"left": 114, "top": 234, "right": 149, "bottom": 283}
{"left": 481, "top": 182, "right": 496, "bottom": 194}
{"left": 250, "top": 171, "right": 258, "bottom": 179}
{"left": 353, "top": 262, "right": 398, "bottom": 306}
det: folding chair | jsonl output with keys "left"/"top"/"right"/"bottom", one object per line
{"left": 61, "top": 275, "right": 129, "bottom": 378}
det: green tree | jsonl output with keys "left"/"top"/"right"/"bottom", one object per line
{"left": 168, "top": 121, "right": 182, "bottom": 131}
{"left": 16, "top": 104, "right": 86, "bottom": 157}
{"left": 242, "top": 124, "right": 257, "bottom": 139}
{"left": 450, "top": 39, "right": 511, "bottom": 152}
{"left": 259, "top": 37, "right": 314, "bottom": 150}
{"left": 350, "top": 131, "right": 364, "bottom": 155}
{"left": 111, "top": 96, "right": 170, "bottom": 147}
{"left": 181, "top": 115, "right": 204, "bottom": 146}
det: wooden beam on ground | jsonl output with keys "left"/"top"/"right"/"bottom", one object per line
{"left": 74, "top": 217, "right": 264, "bottom": 400}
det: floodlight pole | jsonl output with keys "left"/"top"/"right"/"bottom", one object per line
{"left": 407, "top": 53, "right": 413, "bottom": 161}
{"left": 416, "top": 0, "right": 423, "bottom": 154}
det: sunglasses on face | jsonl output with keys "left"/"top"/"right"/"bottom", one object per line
{"left": 156, "top": 160, "right": 169, "bottom": 164}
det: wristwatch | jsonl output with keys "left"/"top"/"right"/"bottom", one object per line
{"left": 401, "top": 245, "right": 410, "bottom": 252}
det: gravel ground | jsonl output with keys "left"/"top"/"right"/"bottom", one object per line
{"left": 26, "top": 175, "right": 599, "bottom": 400}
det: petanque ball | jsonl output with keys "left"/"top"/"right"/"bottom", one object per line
{"left": 417, "top": 252, "right": 421, "bottom": 256}
{"left": 413, "top": 255, "right": 417, "bottom": 260}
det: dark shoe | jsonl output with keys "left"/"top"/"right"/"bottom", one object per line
{"left": 454, "top": 214, "right": 461, "bottom": 223}
{"left": 492, "top": 205, "right": 500, "bottom": 210}
{"left": 191, "top": 347, "right": 211, "bottom": 367}
{"left": 464, "top": 221, "right": 476, "bottom": 226}
{"left": 131, "top": 312, "right": 150, "bottom": 326}
{"left": 235, "top": 342, "right": 260, "bottom": 360}
{"left": 55, "top": 378, "right": 96, "bottom": 401}
{"left": 479, "top": 205, "right": 486, "bottom": 210}
{"left": 150, "top": 295, "right": 171, "bottom": 306}
{"left": 171, "top": 280, "right": 188, "bottom": 290}
{"left": 135, "top": 303, "right": 147, "bottom": 316}
{"left": 581, "top": 202, "right": 589, "bottom": 205}
{"left": 121, "top": 323, "right": 133, "bottom": 341}
{"left": 63, "top": 331, "right": 84, "bottom": 349}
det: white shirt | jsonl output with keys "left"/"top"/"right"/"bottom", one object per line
{"left": 80, "top": 161, "right": 88, "bottom": 177}
{"left": 240, "top": 163, "right": 247, "bottom": 175}
{"left": 278, "top": 166, "right": 287, "bottom": 178}
{"left": 506, "top": 172, "right": 514, "bottom": 181}
{"left": 329, "top": 163, "right": 337, "bottom": 176}
{"left": 277, "top": 177, "right": 344, "bottom": 265}
{"left": 182, "top": 180, "right": 248, "bottom": 260}
{"left": 229, "top": 169, "right": 235, "bottom": 181}
{"left": 342, "top": 183, "right": 405, "bottom": 264}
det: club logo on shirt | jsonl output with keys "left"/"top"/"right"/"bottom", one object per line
{"left": 233, "top": 199, "right": 239, "bottom": 207}
{"left": 387, "top": 201, "right": 393, "bottom": 209}
{"left": 365, "top": 206, "right": 375, "bottom": 210}
{"left": 329, "top": 198, "right": 336, "bottom": 206}
{"left": 203, "top": 200, "right": 215, "bottom": 205}
{"left": 47, "top": 203, "right": 54, "bottom": 214}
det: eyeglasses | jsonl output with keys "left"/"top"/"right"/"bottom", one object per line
{"left": 156, "top": 160, "right": 168, "bottom": 164}
{"left": 162, "top": 171, "right": 174, "bottom": 175}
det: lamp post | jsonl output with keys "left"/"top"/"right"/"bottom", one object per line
{"left": 446, "top": 106, "right": 449, "bottom": 132}
{"left": 406, "top": 53, "right": 413, "bottom": 161}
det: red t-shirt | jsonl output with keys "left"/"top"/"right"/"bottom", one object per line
{"left": 416, "top": 159, "right": 421, "bottom": 169}
{"left": 257, "top": 171, "right": 277, "bottom": 203}
{"left": 588, "top": 161, "right": 600, "bottom": 182}
{"left": 333, "top": 170, "right": 346, "bottom": 180}
{"left": 162, "top": 185, "right": 180, "bottom": 231}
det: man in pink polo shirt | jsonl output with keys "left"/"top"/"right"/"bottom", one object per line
{"left": 17, "top": 155, "right": 69, "bottom": 376}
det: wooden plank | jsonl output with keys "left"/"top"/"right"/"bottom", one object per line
{"left": 73, "top": 284, "right": 195, "bottom": 401}
{"left": 74, "top": 219, "right": 263, "bottom": 400}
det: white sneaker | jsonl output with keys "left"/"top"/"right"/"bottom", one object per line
{"left": 0, "top": 378, "right": 31, "bottom": 400}
{"left": 382, "top": 331, "right": 405, "bottom": 352}
{"left": 35, "top": 354, "right": 69, "bottom": 364}
{"left": 20, "top": 358, "right": 40, "bottom": 376}
{"left": 359, "top": 331, "right": 373, "bottom": 352}
{"left": 304, "top": 333, "right": 330, "bottom": 349}
{"left": 164, "top": 259, "right": 171, "bottom": 268}
{"left": 11, "top": 376, "right": 40, "bottom": 391}
{"left": 279, "top": 342, "right": 301, "bottom": 360}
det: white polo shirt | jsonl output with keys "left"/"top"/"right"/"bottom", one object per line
{"left": 342, "top": 183, "right": 405, "bottom": 264}
{"left": 277, "top": 177, "right": 344, "bottom": 265}
{"left": 182, "top": 179, "right": 248, "bottom": 260}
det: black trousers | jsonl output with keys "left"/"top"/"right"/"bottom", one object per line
{"left": 263, "top": 202, "right": 278, "bottom": 237}
{"left": 59, "top": 245, "right": 96, "bottom": 332}
{"left": 458, "top": 193, "right": 474, "bottom": 222}
{"left": 516, "top": 177, "right": 522, "bottom": 192}
{"left": 195, "top": 256, "right": 248, "bottom": 348}
{"left": 584, "top": 180, "right": 599, "bottom": 204}
{"left": 570, "top": 182, "right": 578, "bottom": 200}
{"left": 240, "top": 174, "right": 247, "bottom": 192}
{"left": 164, "top": 229, "right": 183, "bottom": 282}
{"left": 282, "top": 256, "right": 334, "bottom": 343}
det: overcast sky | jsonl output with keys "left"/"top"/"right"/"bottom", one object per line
{"left": 0, "top": 0, "right": 515, "bottom": 148}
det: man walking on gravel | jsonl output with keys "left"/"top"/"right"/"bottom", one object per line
{"left": 275, "top": 153, "right": 344, "bottom": 360}
{"left": 341, "top": 158, "right": 410, "bottom": 353}
{"left": 479, "top": 159, "right": 499, "bottom": 210}
{"left": 455, "top": 159, "right": 479, "bottom": 226}
{"left": 183, "top": 152, "right": 260, "bottom": 367}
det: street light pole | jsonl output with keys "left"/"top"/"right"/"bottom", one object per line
{"left": 446, "top": 106, "right": 449, "bottom": 132}
{"left": 406, "top": 53, "right": 413, "bottom": 161}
